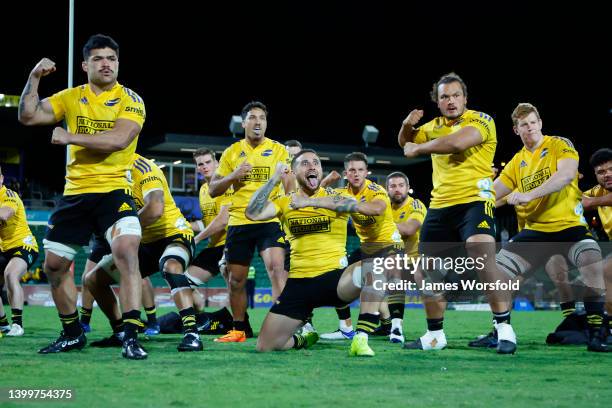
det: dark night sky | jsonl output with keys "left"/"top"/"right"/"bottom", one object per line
{"left": 2, "top": 1, "right": 611, "bottom": 194}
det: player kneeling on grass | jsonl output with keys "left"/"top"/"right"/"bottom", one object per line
{"left": 84, "top": 154, "right": 202, "bottom": 358}
{"left": 246, "top": 150, "right": 388, "bottom": 356}
{"left": 0, "top": 167, "right": 39, "bottom": 337}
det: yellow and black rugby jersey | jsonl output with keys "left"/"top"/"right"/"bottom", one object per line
{"left": 272, "top": 187, "right": 349, "bottom": 278}
{"left": 414, "top": 110, "right": 497, "bottom": 209}
{"left": 583, "top": 184, "right": 612, "bottom": 240}
{"left": 0, "top": 186, "right": 38, "bottom": 252}
{"left": 392, "top": 196, "right": 427, "bottom": 258}
{"left": 131, "top": 155, "right": 193, "bottom": 244}
{"left": 199, "top": 182, "right": 233, "bottom": 248}
{"left": 216, "top": 138, "right": 290, "bottom": 226}
{"left": 498, "top": 136, "right": 586, "bottom": 233}
{"left": 337, "top": 179, "right": 402, "bottom": 249}
{"left": 48, "top": 83, "right": 145, "bottom": 196}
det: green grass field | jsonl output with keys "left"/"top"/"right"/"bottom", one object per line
{"left": 0, "top": 306, "right": 610, "bottom": 408}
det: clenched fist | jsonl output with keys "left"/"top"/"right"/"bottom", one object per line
{"left": 31, "top": 58, "right": 57, "bottom": 79}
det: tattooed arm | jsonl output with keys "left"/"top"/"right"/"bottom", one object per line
{"left": 18, "top": 58, "right": 58, "bottom": 126}
{"left": 245, "top": 163, "right": 287, "bottom": 221}
{"left": 290, "top": 193, "right": 358, "bottom": 213}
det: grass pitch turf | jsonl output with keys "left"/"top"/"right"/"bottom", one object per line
{"left": 0, "top": 306, "right": 610, "bottom": 408}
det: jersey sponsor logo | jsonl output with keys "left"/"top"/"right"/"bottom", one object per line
{"left": 477, "top": 220, "right": 490, "bottom": 229}
{"left": 351, "top": 213, "right": 376, "bottom": 226}
{"left": 239, "top": 166, "right": 270, "bottom": 182}
{"left": 118, "top": 202, "right": 133, "bottom": 212}
{"left": 521, "top": 168, "right": 551, "bottom": 192}
{"left": 539, "top": 148, "right": 548, "bottom": 159}
{"left": 124, "top": 106, "right": 145, "bottom": 118}
{"left": 520, "top": 160, "right": 528, "bottom": 168}
{"left": 76, "top": 116, "right": 114, "bottom": 134}
{"left": 105, "top": 98, "right": 121, "bottom": 106}
{"left": 201, "top": 202, "right": 217, "bottom": 217}
{"left": 288, "top": 215, "right": 331, "bottom": 235}
{"left": 140, "top": 175, "right": 162, "bottom": 185}
{"left": 466, "top": 117, "right": 491, "bottom": 132}
{"left": 261, "top": 149, "right": 273, "bottom": 157}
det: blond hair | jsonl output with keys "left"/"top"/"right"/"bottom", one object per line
{"left": 511, "top": 103, "right": 541, "bottom": 125}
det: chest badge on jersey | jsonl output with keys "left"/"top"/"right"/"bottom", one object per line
{"left": 79, "top": 97, "right": 88, "bottom": 105}
{"left": 261, "top": 149, "right": 273, "bottom": 157}
{"left": 539, "top": 148, "right": 548, "bottom": 159}
{"left": 520, "top": 160, "right": 528, "bottom": 168}
{"left": 239, "top": 151, "right": 246, "bottom": 158}
{"left": 105, "top": 98, "right": 121, "bottom": 106}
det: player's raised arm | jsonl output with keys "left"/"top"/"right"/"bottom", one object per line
{"left": 18, "top": 58, "right": 58, "bottom": 126}
{"left": 398, "top": 109, "right": 424, "bottom": 147}
{"left": 245, "top": 163, "right": 286, "bottom": 221}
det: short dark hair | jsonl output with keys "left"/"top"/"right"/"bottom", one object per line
{"left": 193, "top": 147, "right": 216, "bottom": 161}
{"left": 241, "top": 101, "right": 268, "bottom": 120}
{"left": 430, "top": 72, "right": 468, "bottom": 102}
{"left": 589, "top": 148, "right": 612, "bottom": 169}
{"left": 285, "top": 140, "right": 302, "bottom": 149}
{"left": 83, "top": 34, "right": 119, "bottom": 60}
{"left": 386, "top": 171, "right": 409, "bottom": 187}
{"left": 344, "top": 152, "right": 368, "bottom": 169}
{"left": 291, "top": 149, "right": 318, "bottom": 170}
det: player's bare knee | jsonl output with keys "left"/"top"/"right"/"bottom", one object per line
{"left": 163, "top": 258, "right": 184, "bottom": 274}
{"left": 230, "top": 275, "right": 246, "bottom": 290}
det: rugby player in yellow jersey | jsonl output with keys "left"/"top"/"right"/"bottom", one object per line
{"left": 84, "top": 154, "right": 202, "bottom": 354}
{"left": 399, "top": 72, "right": 516, "bottom": 354}
{"left": 246, "top": 149, "right": 383, "bottom": 356}
{"left": 368, "top": 171, "right": 427, "bottom": 341}
{"left": 580, "top": 148, "right": 612, "bottom": 339}
{"left": 318, "top": 153, "right": 405, "bottom": 345}
{"left": 493, "top": 103, "right": 609, "bottom": 352}
{"left": 78, "top": 236, "right": 164, "bottom": 335}
{"left": 583, "top": 149, "right": 612, "bottom": 241}
{"left": 18, "top": 34, "right": 145, "bottom": 358}
{"left": 385, "top": 171, "right": 426, "bottom": 339}
{"left": 282, "top": 140, "right": 340, "bottom": 335}
{"left": 470, "top": 191, "right": 575, "bottom": 348}
{"left": 186, "top": 148, "right": 232, "bottom": 291}
{"left": 292, "top": 152, "right": 403, "bottom": 354}
{"left": 209, "top": 101, "right": 292, "bottom": 342}
{"left": 0, "top": 166, "right": 39, "bottom": 337}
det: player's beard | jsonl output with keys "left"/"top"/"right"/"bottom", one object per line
{"left": 390, "top": 193, "right": 407, "bottom": 205}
